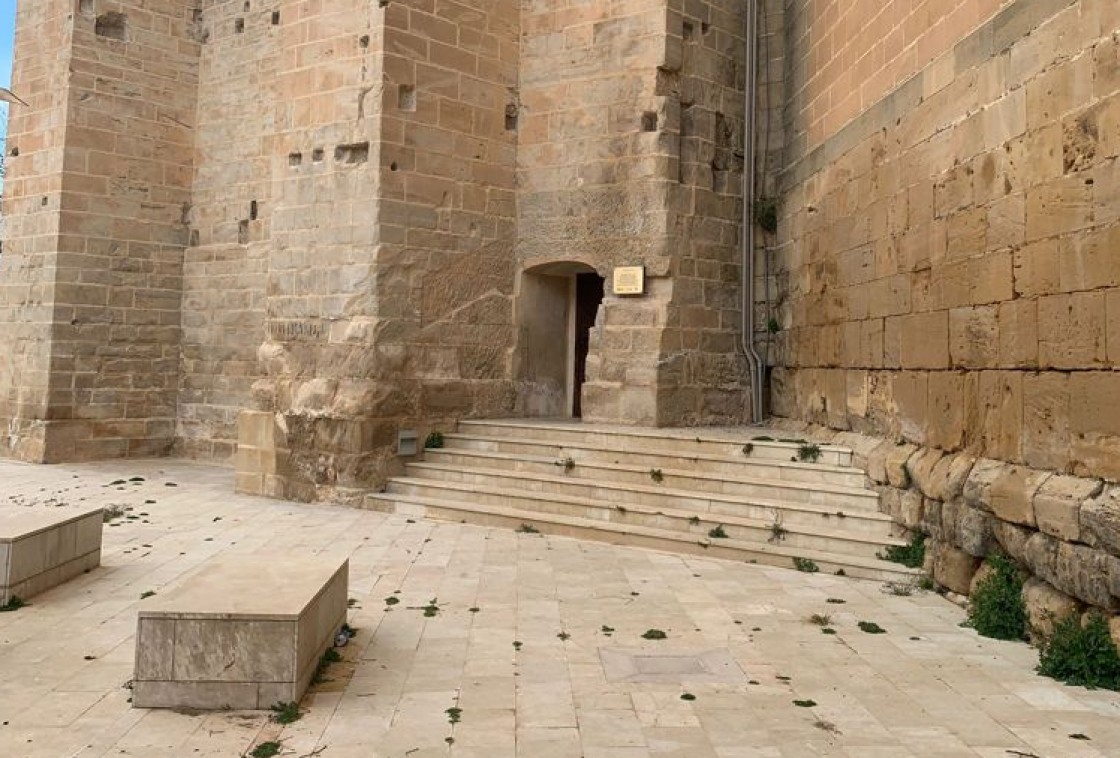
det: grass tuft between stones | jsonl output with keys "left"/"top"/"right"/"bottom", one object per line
{"left": 248, "top": 741, "right": 282, "bottom": 758}
{"left": 878, "top": 532, "right": 926, "bottom": 568}
{"left": 270, "top": 701, "right": 301, "bottom": 724}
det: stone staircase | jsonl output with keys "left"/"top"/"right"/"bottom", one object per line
{"left": 364, "top": 420, "right": 919, "bottom": 582}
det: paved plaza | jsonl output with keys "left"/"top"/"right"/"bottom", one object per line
{"left": 1, "top": 459, "right": 1119, "bottom": 758}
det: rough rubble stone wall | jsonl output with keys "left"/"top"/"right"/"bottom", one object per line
{"left": 775, "top": 418, "right": 1120, "bottom": 640}
{"left": 773, "top": 0, "right": 1120, "bottom": 483}
{"left": 176, "top": 0, "right": 277, "bottom": 462}
{"left": 0, "top": 0, "right": 199, "bottom": 462}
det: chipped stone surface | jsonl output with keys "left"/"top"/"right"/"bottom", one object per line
{"left": 931, "top": 539, "right": 981, "bottom": 595}
{"left": 1022, "top": 577, "right": 1083, "bottom": 640}
{"left": 1033, "top": 474, "right": 1102, "bottom": 541}
{"left": 1081, "top": 485, "right": 1120, "bottom": 556}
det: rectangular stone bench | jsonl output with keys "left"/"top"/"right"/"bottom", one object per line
{"left": 133, "top": 555, "right": 349, "bottom": 710}
{"left": 0, "top": 506, "right": 103, "bottom": 605}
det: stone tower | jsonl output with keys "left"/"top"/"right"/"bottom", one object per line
{"left": 0, "top": 0, "right": 755, "bottom": 501}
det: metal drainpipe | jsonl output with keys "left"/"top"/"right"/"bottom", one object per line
{"left": 740, "top": 0, "right": 765, "bottom": 423}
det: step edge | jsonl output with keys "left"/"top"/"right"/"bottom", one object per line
{"left": 378, "top": 482, "right": 906, "bottom": 546}
{"left": 366, "top": 493, "right": 918, "bottom": 574}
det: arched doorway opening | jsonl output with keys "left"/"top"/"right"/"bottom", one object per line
{"left": 515, "top": 262, "right": 605, "bottom": 418}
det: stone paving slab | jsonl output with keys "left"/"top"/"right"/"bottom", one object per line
{"left": 0, "top": 459, "right": 1118, "bottom": 757}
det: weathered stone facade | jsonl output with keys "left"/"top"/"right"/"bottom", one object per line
{"left": 766, "top": 0, "right": 1120, "bottom": 624}
{"left": 0, "top": 1, "right": 753, "bottom": 500}
{"left": 772, "top": 0, "right": 1120, "bottom": 481}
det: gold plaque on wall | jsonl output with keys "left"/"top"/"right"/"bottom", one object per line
{"left": 613, "top": 266, "right": 645, "bottom": 296}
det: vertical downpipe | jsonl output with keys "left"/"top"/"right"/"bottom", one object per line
{"left": 740, "top": 0, "right": 765, "bottom": 423}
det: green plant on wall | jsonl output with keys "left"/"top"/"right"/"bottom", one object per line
{"left": 753, "top": 196, "right": 779, "bottom": 233}
{"left": 1038, "top": 613, "right": 1120, "bottom": 691}
{"left": 967, "top": 553, "right": 1027, "bottom": 641}
{"left": 879, "top": 532, "right": 926, "bottom": 568}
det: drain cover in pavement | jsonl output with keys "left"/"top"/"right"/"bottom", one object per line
{"left": 599, "top": 648, "right": 747, "bottom": 684}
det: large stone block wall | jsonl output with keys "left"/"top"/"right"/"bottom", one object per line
{"left": 177, "top": 0, "right": 277, "bottom": 461}
{"left": 1, "top": 1, "right": 759, "bottom": 499}
{"left": 0, "top": 0, "right": 73, "bottom": 461}
{"left": 237, "top": 0, "right": 523, "bottom": 501}
{"left": 0, "top": 0, "right": 199, "bottom": 461}
{"left": 516, "top": 0, "right": 755, "bottom": 426}
{"left": 775, "top": 418, "right": 1120, "bottom": 638}
{"left": 785, "top": 0, "right": 1014, "bottom": 154}
{"left": 659, "top": 0, "right": 753, "bottom": 426}
{"left": 517, "top": 1, "right": 677, "bottom": 425}
{"left": 772, "top": 0, "right": 1120, "bottom": 483}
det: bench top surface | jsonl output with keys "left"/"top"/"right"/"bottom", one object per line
{"left": 139, "top": 555, "right": 348, "bottom": 620}
{"left": 0, "top": 506, "right": 103, "bottom": 542}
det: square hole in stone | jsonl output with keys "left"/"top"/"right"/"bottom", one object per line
{"left": 398, "top": 84, "right": 416, "bottom": 112}
{"left": 95, "top": 11, "right": 128, "bottom": 41}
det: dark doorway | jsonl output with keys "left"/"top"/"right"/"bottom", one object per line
{"left": 572, "top": 272, "right": 605, "bottom": 417}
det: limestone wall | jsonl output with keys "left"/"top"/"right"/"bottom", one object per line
{"left": 659, "top": 0, "right": 753, "bottom": 426}
{"left": 236, "top": 0, "right": 522, "bottom": 501}
{"left": 0, "top": 0, "right": 73, "bottom": 461}
{"left": 517, "top": 0, "right": 755, "bottom": 426}
{"left": 772, "top": 0, "right": 1120, "bottom": 483}
{"left": 775, "top": 417, "right": 1120, "bottom": 636}
{"left": 786, "top": 0, "right": 1015, "bottom": 154}
{"left": 0, "top": 0, "right": 199, "bottom": 461}
{"left": 177, "top": 0, "right": 277, "bottom": 461}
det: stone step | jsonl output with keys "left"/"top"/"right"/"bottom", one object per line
{"left": 384, "top": 477, "right": 904, "bottom": 558}
{"left": 364, "top": 492, "right": 918, "bottom": 582}
{"left": 457, "top": 420, "right": 854, "bottom": 466}
{"left": 439, "top": 435, "right": 865, "bottom": 488}
{"left": 406, "top": 460, "right": 882, "bottom": 518}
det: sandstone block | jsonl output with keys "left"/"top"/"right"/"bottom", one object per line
{"left": 879, "top": 487, "right": 902, "bottom": 521}
{"left": 1022, "top": 577, "right": 1083, "bottom": 640}
{"left": 899, "top": 490, "right": 924, "bottom": 530}
{"left": 927, "top": 453, "right": 976, "bottom": 502}
{"left": 885, "top": 442, "right": 918, "bottom": 489}
{"left": 1081, "top": 485, "right": 1120, "bottom": 557}
{"left": 992, "top": 520, "right": 1034, "bottom": 564}
{"left": 860, "top": 434, "right": 896, "bottom": 488}
{"left": 931, "top": 540, "right": 981, "bottom": 595}
{"left": 987, "top": 466, "right": 1051, "bottom": 528}
{"left": 949, "top": 306, "right": 998, "bottom": 369}
{"left": 1037, "top": 291, "right": 1107, "bottom": 370}
{"left": 1033, "top": 474, "right": 1102, "bottom": 542}
{"left": 904, "top": 447, "right": 944, "bottom": 500}
{"left": 1021, "top": 371, "right": 1071, "bottom": 471}
{"left": 921, "top": 498, "right": 944, "bottom": 540}
{"left": 1022, "top": 531, "right": 1059, "bottom": 591}
{"left": 969, "top": 561, "right": 996, "bottom": 596}
{"left": 898, "top": 312, "right": 950, "bottom": 369}
{"left": 962, "top": 458, "right": 1012, "bottom": 510}
{"left": 940, "top": 498, "right": 994, "bottom": 558}
{"left": 1053, "top": 542, "right": 1118, "bottom": 610}
{"left": 926, "top": 371, "right": 969, "bottom": 450}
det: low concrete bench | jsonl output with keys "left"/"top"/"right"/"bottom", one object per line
{"left": 0, "top": 506, "right": 103, "bottom": 605}
{"left": 133, "top": 555, "right": 348, "bottom": 710}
